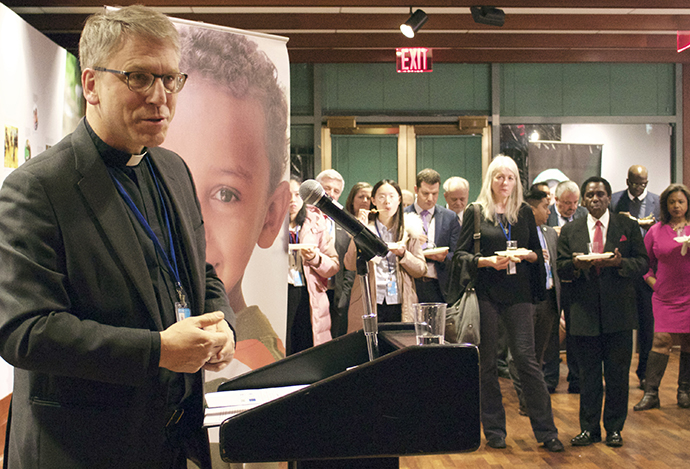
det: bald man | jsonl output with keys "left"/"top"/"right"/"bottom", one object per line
{"left": 610, "top": 165, "right": 660, "bottom": 391}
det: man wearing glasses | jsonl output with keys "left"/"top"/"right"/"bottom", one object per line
{"left": 610, "top": 165, "right": 661, "bottom": 394}
{"left": 0, "top": 6, "right": 234, "bottom": 468}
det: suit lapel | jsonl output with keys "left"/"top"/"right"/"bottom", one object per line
{"left": 72, "top": 123, "right": 163, "bottom": 330}
{"left": 604, "top": 213, "right": 621, "bottom": 253}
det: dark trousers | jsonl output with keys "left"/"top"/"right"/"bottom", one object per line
{"left": 414, "top": 277, "right": 445, "bottom": 304}
{"left": 478, "top": 299, "right": 558, "bottom": 443}
{"left": 541, "top": 310, "right": 561, "bottom": 389}
{"left": 635, "top": 278, "right": 654, "bottom": 380}
{"left": 572, "top": 331, "right": 632, "bottom": 436}
{"left": 562, "top": 283, "right": 580, "bottom": 389}
{"left": 287, "top": 284, "right": 313, "bottom": 356}
{"left": 377, "top": 301, "right": 402, "bottom": 323}
{"left": 510, "top": 288, "right": 558, "bottom": 406}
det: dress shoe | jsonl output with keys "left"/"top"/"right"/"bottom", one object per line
{"left": 633, "top": 391, "right": 660, "bottom": 411}
{"left": 570, "top": 431, "right": 601, "bottom": 447}
{"left": 542, "top": 438, "right": 565, "bottom": 452}
{"left": 487, "top": 438, "right": 507, "bottom": 449}
{"left": 605, "top": 431, "right": 623, "bottom": 447}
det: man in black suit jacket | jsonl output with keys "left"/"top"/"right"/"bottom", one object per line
{"left": 0, "top": 7, "right": 235, "bottom": 468}
{"left": 405, "top": 168, "right": 460, "bottom": 303}
{"left": 610, "top": 165, "right": 661, "bottom": 389}
{"left": 557, "top": 176, "right": 648, "bottom": 449}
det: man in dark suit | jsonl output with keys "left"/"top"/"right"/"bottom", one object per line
{"left": 405, "top": 168, "right": 461, "bottom": 303}
{"left": 557, "top": 176, "right": 648, "bottom": 448}
{"left": 546, "top": 180, "right": 588, "bottom": 234}
{"left": 316, "top": 169, "right": 355, "bottom": 337}
{"left": 545, "top": 179, "right": 588, "bottom": 394}
{"left": 610, "top": 165, "right": 660, "bottom": 389}
{"left": 509, "top": 188, "right": 561, "bottom": 415}
{"left": 0, "top": 6, "right": 235, "bottom": 468}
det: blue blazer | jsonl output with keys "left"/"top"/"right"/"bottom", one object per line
{"left": 404, "top": 203, "right": 460, "bottom": 299}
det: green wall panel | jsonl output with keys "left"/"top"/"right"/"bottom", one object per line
{"left": 290, "top": 63, "right": 313, "bottom": 116}
{"left": 290, "top": 125, "right": 313, "bottom": 149}
{"left": 416, "top": 135, "right": 483, "bottom": 202}
{"left": 501, "top": 63, "right": 675, "bottom": 116}
{"left": 331, "top": 135, "right": 398, "bottom": 189}
{"left": 321, "top": 63, "right": 491, "bottom": 114}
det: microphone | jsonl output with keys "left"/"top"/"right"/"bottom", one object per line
{"left": 299, "top": 179, "right": 388, "bottom": 260}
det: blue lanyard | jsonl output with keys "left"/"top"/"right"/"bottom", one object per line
{"left": 108, "top": 159, "right": 185, "bottom": 305}
{"left": 498, "top": 217, "right": 511, "bottom": 241}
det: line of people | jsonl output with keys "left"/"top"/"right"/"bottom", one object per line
{"left": 290, "top": 160, "right": 689, "bottom": 454}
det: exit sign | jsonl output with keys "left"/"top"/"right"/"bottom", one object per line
{"left": 396, "top": 48, "right": 432, "bottom": 73}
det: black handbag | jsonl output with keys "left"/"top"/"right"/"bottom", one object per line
{"left": 445, "top": 204, "right": 481, "bottom": 345}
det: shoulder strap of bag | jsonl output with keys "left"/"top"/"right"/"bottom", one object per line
{"left": 473, "top": 203, "right": 481, "bottom": 255}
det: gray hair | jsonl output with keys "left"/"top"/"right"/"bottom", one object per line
{"left": 443, "top": 176, "right": 469, "bottom": 193}
{"left": 555, "top": 180, "right": 580, "bottom": 198}
{"left": 316, "top": 169, "right": 344, "bottom": 187}
{"left": 79, "top": 5, "right": 180, "bottom": 70}
{"left": 178, "top": 26, "right": 288, "bottom": 192}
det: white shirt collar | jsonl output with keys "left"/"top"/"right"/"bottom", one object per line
{"left": 414, "top": 202, "right": 435, "bottom": 216}
{"left": 627, "top": 188, "right": 648, "bottom": 201}
{"left": 587, "top": 208, "right": 610, "bottom": 229}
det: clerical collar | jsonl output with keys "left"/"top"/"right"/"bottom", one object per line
{"left": 85, "top": 118, "right": 148, "bottom": 168}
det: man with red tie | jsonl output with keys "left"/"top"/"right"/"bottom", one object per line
{"left": 557, "top": 176, "right": 648, "bottom": 449}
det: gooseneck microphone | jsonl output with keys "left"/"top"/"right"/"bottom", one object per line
{"left": 299, "top": 179, "right": 388, "bottom": 260}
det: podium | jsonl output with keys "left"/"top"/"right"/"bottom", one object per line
{"left": 217, "top": 323, "right": 480, "bottom": 466}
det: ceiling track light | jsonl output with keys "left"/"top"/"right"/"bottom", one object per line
{"left": 400, "top": 8, "right": 428, "bottom": 39}
{"left": 470, "top": 6, "right": 505, "bottom": 27}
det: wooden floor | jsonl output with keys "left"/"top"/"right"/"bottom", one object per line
{"left": 400, "top": 348, "right": 690, "bottom": 469}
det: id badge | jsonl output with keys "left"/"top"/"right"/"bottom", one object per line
{"left": 386, "top": 278, "right": 398, "bottom": 296}
{"left": 508, "top": 260, "right": 516, "bottom": 275}
{"left": 292, "top": 270, "right": 304, "bottom": 287}
{"left": 175, "top": 302, "right": 191, "bottom": 322}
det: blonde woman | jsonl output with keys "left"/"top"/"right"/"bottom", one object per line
{"left": 453, "top": 155, "right": 563, "bottom": 452}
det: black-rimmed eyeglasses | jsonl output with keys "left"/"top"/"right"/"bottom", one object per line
{"left": 93, "top": 67, "right": 188, "bottom": 94}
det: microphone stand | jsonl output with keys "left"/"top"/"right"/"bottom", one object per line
{"left": 356, "top": 247, "right": 380, "bottom": 361}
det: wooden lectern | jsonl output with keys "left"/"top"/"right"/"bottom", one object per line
{"left": 216, "top": 323, "right": 480, "bottom": 467}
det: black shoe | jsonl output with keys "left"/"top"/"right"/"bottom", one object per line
{"left": 605, "top": 431, "right": 623, "bottom": 447}
{"left": 543, "top": 438, "right": 565, "bottom": 453}
{"left": 633, "top": 391, "right": 660, "bottom": 411}
{"left": 567, "top": 384, "right": 580, "bottom": 394}
{"left": 570, "top": 431, "right": 601, "bottom": 446}
{"left": 487, "top": 438, "right": 507, "bottom": 449}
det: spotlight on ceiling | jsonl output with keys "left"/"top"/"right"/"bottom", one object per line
{"left": 470, "top": 6, "right": 505, "bottom": 27}
{"left": 400, "top": 9, "right": 428, "bottom": 38}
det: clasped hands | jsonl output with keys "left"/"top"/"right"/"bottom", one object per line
{"left": 159, "top": 311, "right": 235, "bottom": 374}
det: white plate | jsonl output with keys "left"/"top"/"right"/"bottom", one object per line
{"left": 495, "top": 248, "right": 532, "bottom": 257}
{"left": 387, "top": 242, "right": 403, "bottom": 250}
{"left": 576, "top": 252, "right": 614, "bottom": 260}
{"left": 423, "top": 247, "right": 449, "bottom": 256}
{"left": 674, "top": 236, "right": 690, "bottom": 244}
{"left": 288, "top": 243, "right": 317, "bottom": 251}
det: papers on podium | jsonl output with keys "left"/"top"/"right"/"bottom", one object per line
{"left": 204, "top": 384, "right": 309, "bottom": 427}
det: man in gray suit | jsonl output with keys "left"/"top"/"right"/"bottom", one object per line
{"left": 610, "top": 164, "right": 661, "bottom": 389}
{"left": 545, "top": 179, "right": 588, "bottom": 393}
{"left": 547, "top": 180, "right": 588, "bottom": 234}
{"left": 0, "top": 6, "right": 235, "bottom": 468}
{"left": 509, "top": 188, "right": 561, "bottom": 415}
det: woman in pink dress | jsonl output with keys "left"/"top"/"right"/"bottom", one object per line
{"left": 634, "top": 183, "right": 690, "bottom": 410}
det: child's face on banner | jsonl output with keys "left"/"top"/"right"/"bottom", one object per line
{"left": 165, "top": 78, "right": 283, "bottom": 305}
